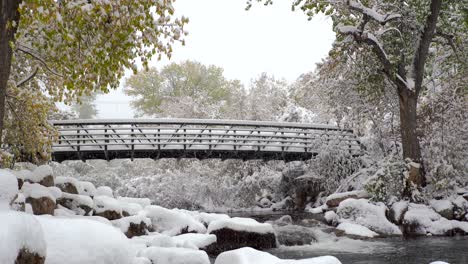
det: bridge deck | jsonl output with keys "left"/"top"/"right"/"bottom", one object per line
{"left": 50, "top": 119, "right": 360, "bottom": 161}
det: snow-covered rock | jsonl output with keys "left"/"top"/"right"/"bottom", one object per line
{"left": 177, "top": 209, "right": 230, "bottom": 227}
{"left": 55, "top": 176, "right": 81, "bottom": 194}
{"left": 325, "top": 190, "right": 370, "bottom": 208}
{"left": 21, "top": 182, "right": 56, "bottom": 215}
{"left": 79, "top": 181, "right": 97, "bottom": 197}
{"left": 0, "top": 211, "right": 46, "bottom": 264}
{"left": 206, "top": 217, "right": 276, "bottom": 255}
{"left": 324, "top": 211, "right": 338, "bottom": 226}
{"left": 214, "top": 247, "right": 342, "bottom": 264}
{"left": 96, "top": 186, "right": 114, "bottom": 197}
{"left": 14, "top": 165, "right": 54, "bottom": 188}
{"left": 336, "top": 222, "right": 378, "bottom": 238}
{"left": 32, "top": 165, "right": 55, "bottom": 187}
{"left": 430, "top": 199, "right": 454, "bottom": 220}
{"left": 57, "top": 192, "right": 94, "bottom": 216}
{"left": 37, "top": 215, "right": 134, "bottom": 264}
{"left": 450, "top": 196, "right": 467, "bottom": 221}
{"left": 144, "top": 205, "right": 207, "bottom": 236}
{"left": 120, "top": 201, "right": 143, "bottom": 217}
{"left": 388, "top": 201, "right": 409, "bottom": 224}
{"left": 336, "top": 199, "right": 401, "bottom": 235}
{"left": 112, "top": 212, "right": 151, "bottom": 238}
{"left": 173, "top": 233, "right": 217, "bottom": 250}
{"left": 137, "top": 246, "right": 210, "bottom": 264}
{"left": 0, "top": 169, "right": 19, "bottom": 210}
{"left": 94, "top": 195, "right": 123, "bottom": 220}
{"left": 403, "top": 203, "right": 468, "bottom": 236}
{"left": 273, "top": 224, "right": 318, "bottom": 246}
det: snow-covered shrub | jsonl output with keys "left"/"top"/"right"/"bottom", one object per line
{"left": 0, "top": 149, "right": 14, "bottom": 168}
{"left": 52, "top": 159, "right": 285, "bottom": 210}
{"left": 364, "top": 154, "right": 407, "bottom": 202}
{"left": 312, "top": 143, "right": 361, "bottom": 194}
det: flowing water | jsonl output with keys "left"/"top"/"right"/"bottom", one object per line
{"left": 230, "top": 211, "right": 468, "bottom": 264}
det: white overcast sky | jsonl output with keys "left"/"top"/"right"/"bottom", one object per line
{"left": 94, "top": 0, "right": 335, "bottom": 118}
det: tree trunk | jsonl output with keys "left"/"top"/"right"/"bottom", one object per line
{"left": 398, "top": 87, "right": 426, "bottom": 187}
{"left": 0, "top": 0, "right": 21, "bottom": 146}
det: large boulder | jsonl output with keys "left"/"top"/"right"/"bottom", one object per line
{"left": 336, "top": 199, "right": 402, "bottom": 236}
{"left": 325, "top": 190, "right": 370, "bottom": 208}
{"left": 144, "top": 205, "right": 206, "bottom": 236}
{"left": 21, "top": 182, "right": 56, "bottom": 215}
{"left": 402, "top": 203, "right": 468, "bottom": 236}
{"left": 205, "top": 217, "right": 276, "bottom": 255}
{"left": 55, "top": 176, "right": 81, "bottom": 194}
{"left": 430, "top": 199, "right": 454, "bottom": 220}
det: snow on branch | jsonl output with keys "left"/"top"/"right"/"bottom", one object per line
{"left": 347, "top": 0, "right": 401, "bottom": 24}
{"left": 338, "top": 24, "right": 400, "bottom": 86}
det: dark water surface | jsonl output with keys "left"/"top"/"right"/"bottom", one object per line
{"left": 226, "top": 211, "right": 468, "bottom": 264}
{"left": 268, "top": 236, "right": 468, "bottom": 264}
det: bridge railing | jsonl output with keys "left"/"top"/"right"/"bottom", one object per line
{"left": 50, "top": 119, "right": 361, "bottom": 161}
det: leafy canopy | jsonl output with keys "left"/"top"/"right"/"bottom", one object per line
{"left": 124, "top": 60, "right": 244, "bottom": 118}
{"left": 13, "top": 0, "right": 188, "bottom": 103}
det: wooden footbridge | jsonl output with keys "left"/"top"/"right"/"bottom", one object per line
{"left": 50, "top": 119, "right": 361, "bottom": 162}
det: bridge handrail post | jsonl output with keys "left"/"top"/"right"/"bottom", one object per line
{"left": 131, "top": 124, "right": 135, "bottom": 161}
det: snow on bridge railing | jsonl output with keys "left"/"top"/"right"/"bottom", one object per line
{"left": 49, "top": 119, "right": 361, "bottom": 161}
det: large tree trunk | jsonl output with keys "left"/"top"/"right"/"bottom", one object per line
{"left": 398, "top": 88, "right": 426, "bottom": 187}
{"left": 0, "top": 0, "right": 21, "bottom": 146}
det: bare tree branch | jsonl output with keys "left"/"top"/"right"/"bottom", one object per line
{"left": 16, "top": 66, "right": 39, "bottom": 87}
{"left": 412, "top": 0, "right": 443, "bottom": 94}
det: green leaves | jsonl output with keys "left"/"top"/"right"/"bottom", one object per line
{"left": 124, "top": 60, "right": 244, "bottom": 119}
{"left": 15, "top": 0, "right": 188, "bottom": 104}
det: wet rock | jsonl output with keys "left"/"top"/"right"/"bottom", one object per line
{"left": 15, "top": 248, "right": 45, "bottom": 264}
{"left": 388, "top": 201, "right": 409, "bottom": 225}
{"left": 325, "top": 190, "right": 369, "bottom": 208}
{"left": 205, "top": 218, "right": 276, "bottom": 255}
{"left": 273, "top": 225, "right": 317, "bottom": 246}
{"left": 205, "top": 228, "right": 276, "bottom": 255}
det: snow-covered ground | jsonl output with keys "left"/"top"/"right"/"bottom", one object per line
{"left": 0, "top": 167, "right": 345, "bottom": 264}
